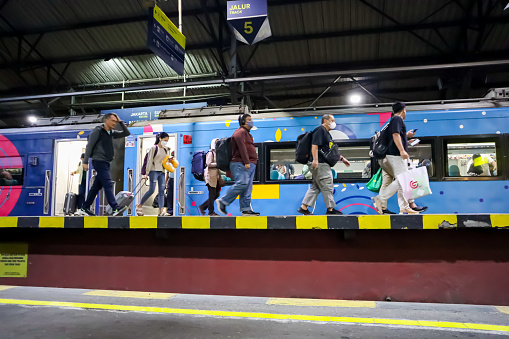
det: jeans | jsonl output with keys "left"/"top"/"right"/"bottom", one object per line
{"left": 200, "top": 184, "right": 220, "bottom": 214}
{"left": 166, "top": 177, "right": 174, "bottom": 214}
{"left": 77, "top": 175, "right": 87, "bottom": 210}
{"left": 140, "top": 171, "right": 166, "bottom": 208}
{"left": 378, "top": 155, "right": 414, "bottom": 211}
{"left": 83, "top": 160, "right": 117, "bottom": 210}
{"left": 218, "top": 162, "right": 256, "bottom": 212}
{"left": 302, "top": 162, "right": 336, "bottom": 209}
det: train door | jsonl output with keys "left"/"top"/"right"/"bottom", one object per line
{"left": 137, "top": 134, "right": 177, "bottom": 215}
{"left": 52, "top": 139, "right": 87, "bottom": 216}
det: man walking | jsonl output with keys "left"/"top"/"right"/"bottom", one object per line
{"left": 78, "top": 113, "right": 130, "bottom": 216}
{"left": 298, "top": 114, "right": 350, "bottom": 215}
{"left": 373, "top": 102, "right": 427, "bottom": 214}
{"left": 215, "top": 113, "right": 260, "bottom": 216}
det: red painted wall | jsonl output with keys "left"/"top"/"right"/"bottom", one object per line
{"left": 1, "top": 228, "right": 509, "bottom": 305}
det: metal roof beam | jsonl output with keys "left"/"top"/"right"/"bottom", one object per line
{"left": 1, "top": 15, "right": 507, "bottom": 70}
{"left": 0, "top": 0, "right": 332, "bottom": 38}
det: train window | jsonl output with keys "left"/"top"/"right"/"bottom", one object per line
{"left": 332, "top": 145, "right": 371, "bottom": 179}
{"left": 446, "top": 142, "right": 498, "bottom": 177}
{"left": 407, "top": 143, "right": 434, "bottom": 177}
{"left": 268, "top": 148, "right": 303, "bottom": 180}
{"left": 0, "top": 168, "right": 23, "bottom": 186}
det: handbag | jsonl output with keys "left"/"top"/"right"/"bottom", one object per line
{"left": 217, "top": 174, "right": 226, "bottom": 188}
{"left": 366, "top": 168, "right": 383, "bottom": 193}
{"left": 397, "top": 161, "right": 432, "bottom": 200}
{"left": 320, "top": 144, "right": 341, "bottom": 167}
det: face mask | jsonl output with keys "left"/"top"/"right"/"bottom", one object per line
{"left": 329, "top": 121, "right": 336, "bottom": 130}
{"left": 247, "top": 121, "right": 254, "bottom": 128}
{"left": 161, "top": 141, "right": 168, "bottom": 147}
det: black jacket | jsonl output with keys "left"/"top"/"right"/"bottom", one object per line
{"left": 84, "top": 123, "right": 130, "bottom": 163}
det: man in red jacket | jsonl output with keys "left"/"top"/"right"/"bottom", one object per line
{"left": 215, "top": 113, "right": 260, "bottom": 216}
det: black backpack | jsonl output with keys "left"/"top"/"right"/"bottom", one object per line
{"left": 370, "top": 119, "right": 393, "bottom": 160}
{"left": 295, "top": 131, "right": 314, "bottom": 164}
{"left": 215, "top": 137, "right": 232, "bottom": 172}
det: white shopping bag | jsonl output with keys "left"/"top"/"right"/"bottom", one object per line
{"left": 397, "top": 162, "right": 432, "bottom": 201}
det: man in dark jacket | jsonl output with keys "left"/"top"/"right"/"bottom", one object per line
{"left": 78, "top": 113, "right": 130, "bottom": 216}
{"left": 215, "top": 113, "right": 260, "bottom": 216}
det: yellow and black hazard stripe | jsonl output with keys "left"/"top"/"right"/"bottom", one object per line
{"left": 0, "top": 214, "right": 508, "bottom": 230}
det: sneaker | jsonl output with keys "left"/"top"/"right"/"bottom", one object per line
{"left": 112, "top": 206, "right": 127, "bottom": 217}
{"left": 382, "top": 209, "right": 396, "bottom": 215}
{"left": 399, "top": 207, "right": 419, "bottom": 215}
{"left": 78, "top": 208, "right": 95, "bottom": 216}
{"left": 135, "top": 206, "right": 144, "bottom": 216}
{"left": 326, "top": 209, "right": 343, "bottom": 215}
{"left": 372, "top": 196, "right": 383, "bottom": 214}
{"left": 411, "top": 205, "right": 428, "bottom": 213}
{"left": 162, "top": 212, "right": 173, "bottom": 216}
{"left": 215, "top": 199, "right": 227, "bottom": 215}
{"left": 241, "top": 211, "right": 260, "bottom": 216}
{"left": 297, "top": 207, "right": 313, "bottom": 215}
{"left": 198, "top": 205, "right": 206, "bottom": 216}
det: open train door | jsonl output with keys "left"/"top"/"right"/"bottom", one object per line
{"left": 136, "top": 134, "right": 177, "bottom": 216}
{"left": 52, "top": 139, "right": 88, "bottom": 216}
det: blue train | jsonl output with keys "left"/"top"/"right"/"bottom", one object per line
{"left": 0, "top": 101, "right": 508, "bottom": 217}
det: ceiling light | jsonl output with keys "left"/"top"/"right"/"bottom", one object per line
{"left": 349, "top": 94, "right": 362, "bottom": 104}
{"left": 28, "top": 116, "right": 37, "bottom": 123}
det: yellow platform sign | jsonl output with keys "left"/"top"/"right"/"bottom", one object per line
{"left": 0, "top": 243, "right": 28, "bottom": 278}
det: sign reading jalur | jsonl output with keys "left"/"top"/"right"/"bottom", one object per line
{"left": 227, "top": 0, "right": 271, "bottom": 45}
{"left": 147, "top": 5, "right": 186, "bottom": 75}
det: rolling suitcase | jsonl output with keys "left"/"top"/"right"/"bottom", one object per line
{"left": 63, "top": 175, "right": 77, "bottom": 215}
{"left": 105, "top": 178, "right": 147, "bottom": 215}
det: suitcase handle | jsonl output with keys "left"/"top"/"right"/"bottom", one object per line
{"left": 67, "top": 173, "right": 74, "bottom": 194}
{"left": 132, "top": 177, "right": 148, "bottom": 198}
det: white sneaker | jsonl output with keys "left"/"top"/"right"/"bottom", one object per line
{"left": 399, "top": 207, "right": 419, "bottom": 215}
{"left": 372, "top": 196, "right": 383, "bottom": 214}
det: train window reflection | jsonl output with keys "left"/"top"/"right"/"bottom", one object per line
{"left": 268, "top": 148, "right": 303, "bottom": 180}
{"left": 0, "top": 168, "right": 23, "bottom": 186}
{"left": 332, "top": 145, "right": 371, "bottom": 179}
{"left": 447, "top": 142, "right": 498, "bottom": 177}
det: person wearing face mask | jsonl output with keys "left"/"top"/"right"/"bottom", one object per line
{"left": 215, "top": 113, "right": 260, "bottom": 216}
{"left": 136, "top": 132, "right": 170, "bottom": 216}
{"left": 199, "top": 138, "right": 222, "bottom": 216}
{"left": 298, "top": 114, "right": 350, "bottom": 215}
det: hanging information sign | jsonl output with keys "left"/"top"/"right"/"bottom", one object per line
{"left": 227, "top": 0, "right": 271, "bottom": 45}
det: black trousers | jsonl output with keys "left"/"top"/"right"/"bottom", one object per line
{"left": 166, "top": 177, "right": 174, "bottom": 214}
{"left": 200, "top": 184, "right": 220, "bottom": 214}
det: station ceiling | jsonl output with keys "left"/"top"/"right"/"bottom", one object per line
{"left": 0, "top": 0, "right": 508, "bottom": 127}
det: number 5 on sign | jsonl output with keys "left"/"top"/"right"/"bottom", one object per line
{"left": 244, "top": 21, "right": 253, "bottom": 34}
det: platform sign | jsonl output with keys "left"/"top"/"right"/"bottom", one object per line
{"left": 227, "top": 0, "right": 271, "bottom": 45}
{"left": 0, "top": 243, "right": 28, "bottom": 278}
{"left": 147, "top": 5, "right": 186, "bottom": 75}
{"left": 101, "top": 103, "right": 207, "bottom": 124}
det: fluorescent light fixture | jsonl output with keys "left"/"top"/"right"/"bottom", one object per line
{"left": 349, "top": 94, "right": 362, "bottom": 104}
{"left": 28, "top": 116, "right": 37, "bottom": 123}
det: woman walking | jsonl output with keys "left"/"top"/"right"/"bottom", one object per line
{"left": 199, "top": 138, "right": 222, "bottom": 216}
{"left": 136, "top": 132, "right": 170, "bottom": 216}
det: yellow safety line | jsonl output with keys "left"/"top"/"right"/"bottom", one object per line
{"left": 0, "top": 286, "right": 16, "bottom": 291}
{"left": 496, "top": 306, "right": 509, "bottom": 314}
{"left": 267, "top": 298, "right": 376, "bottom": 308}
{"left": 0, "top": 298, "right": 508, "bottom": 333}
{"left": 83, "top": 290, "right": 176, "bottom": 300}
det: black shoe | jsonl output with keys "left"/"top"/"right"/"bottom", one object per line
{"left": 412, "top": 205, "right": 428, "bottom": 213}
{"left": 112, "top": 206, "right": 127, "bottom": 217}
{"left": 198, "top": 205, "right": 206, "bottom": 216}
{"left": 78, "top": 208, "right": 95, "bottom": 216}
{"left": 382, "top": 209, "right": 397, "bottom": 215}
{"left": 326, "top": 209, "right": 343, "bottom": 215}
{"left": 241, "top": 211, "right": 260, "bottom": 216}
{"left": 215, "top": 199, "right": 227, "bottom": 215}
{"left": 209, "top": 212, "right": 219, "bottom": 216}
{"left": 297, "top": 207, "right": 312, "bottom": 215}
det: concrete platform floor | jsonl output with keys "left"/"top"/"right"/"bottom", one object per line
{"left": 0, "top": 285, "right": 508, "bottom": 338}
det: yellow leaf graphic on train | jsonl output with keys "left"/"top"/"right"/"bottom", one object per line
{"left": 275, "top": 128, "right": 282, "bottom": 142}
{"left": 225, "top": 120, "right": 231, "bottom": 128}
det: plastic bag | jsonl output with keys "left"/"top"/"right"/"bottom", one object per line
{"left": 397, "top": 163, "right": 432, "bottom": 200}
{"left": 366, "top": 168, "right": 383, "bottom": 193}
